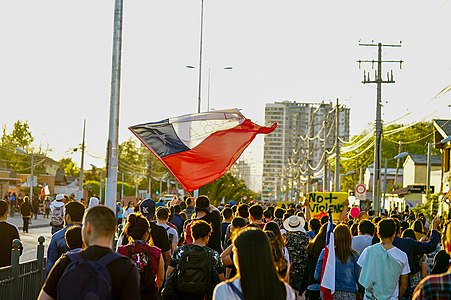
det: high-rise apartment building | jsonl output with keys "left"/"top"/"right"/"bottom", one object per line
{"left": 262, "top": 101, "right": 350, "bottom": 201}
{"left": 231, "top": 160, "right": 252, "bottom": 189}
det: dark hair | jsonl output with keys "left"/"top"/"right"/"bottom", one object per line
{"left": 232, "top": 228, "right": 286, "bottom": 300}
{"left": 309, "top": 218, "right": 321, "bottom": 233}
{"left": 411, "top": 220, "right": 424, "bottom": 234}
{"left": 222, "top": 207, "right": 233, "bottom": 220}
{"left": 65, "top": 201, "right": 85, "bottom": 222}
{"left": 263, "top": 209, "right": 272, "bottom": 220}
{"left": 350, "top": 222, "right": 359, "bottom": 236}
{"left": 274, "top": 208, "right": 285, "bottom": 219}
{"left": 307, "top": 223, "right": 328, "bottom": 261}
{"left": 65, "top": 225, "right": 83, "bottom": 250}
{"left": 378, "top": 218, "right": 396, "bottom": 239}
{"left": 124, "top": 213, "right": 150, "bottom": 242}
{"left": 84, "top": 205, "right": 116, "bottom": 237}
{"left": 0, "top": 200, "right": 8, "bottom": 216}
{"left": 358, "top": 220, "right": 375, "bottom": 236}
{"left": 249, "top": 204, "right": 263, "bottom": 221}
{"left": 191, "top": 220, "right": 212, "bottom": 240}
{"left": 320, "top": 215, "right": 329, "bottom": 225}
{"left": 173, "top": 204, "right": 182, "bottom": 214}
{"left": 185, "top": 197, "right": 192, "bottom": 206}
{"left": 401, "top": 228, "right": 417, "bottom": 240}
{"left": 237, "top": 204, "right": 249, "bottom": 219}
{"left": 156, "top": 207, "right": 169, "bottom": 220}
{"left": 263, "top": 221, "right": 285, "bottom": 246}
{"left": 232, "top": 216, "right": 246, "bottom": 229}
{"left": 195, "top": 195, "right": 210, "bottom": 209}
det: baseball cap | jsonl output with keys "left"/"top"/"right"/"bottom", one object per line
{"left": 139, "top": 198, "right": 156, "bottom": 220}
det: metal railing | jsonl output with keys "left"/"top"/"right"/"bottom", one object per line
{"left": 0, "top": 236, "right": 46, "bottom": 300}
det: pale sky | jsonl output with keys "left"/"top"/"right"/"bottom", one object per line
{"left": 1, "top": 1, "right": 450, "bottom": 191}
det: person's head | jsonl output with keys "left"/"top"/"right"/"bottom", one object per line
{"left": 194, "top": 195, "right": 210, "bottom": 216}
{"left": 411, "top": 220, "right": 424, "bottom": 234}
{"left": 231, "top": 216, "right": 246, "bottom": 231}
{"left": 221, "top": 207, "right": 233, "bottom": 221}
{"left": 65, "top": 201, "right": 85, "bottom": 224}
{"left": 82, "top": 205, "right": 116, "bottom": 247}
{"left": 320, "top": 215, "right": 329, "bottom": 225}
{"left": 357, "top": 211, "right": 369, "bottom": 221}
{"left": 263, "top": 209, "right": 272, "bottom": 221}
{"left": 334, "top": 224, "right": 356, "bottom": 263}
{"left": 191, "top": 220, "right": 212, "bottom": 242}
{"left": 309, "top": 218, "right": 321, "bottom": 233}
{"left": 283, "top": 215, "right": 306, "bottom": 233}
{"left": 124, "top": 212, "right": 151, "bottom": 243}
{"left": 232, "top": 228, "right": 286, "bottom": 299}
{"left": 185, "top": 197, "right": 193, "bottom": 207}
{"left": 156, "top": 207, "right": 169, "bottom": 222}
{"left": 358, "top": 220, "right": 375, "bottom": 236}
{"left": 377, "top": 218, "right": 396, "bottom": 240}
{"left": 139, "top": 198, "right": 156, "bottom": 221}
{"left": 23, "top": 196, "right": 30, "bottom": 202}
{"left": 263, "top": 221, "right": 284, "bottom": 245}
{"left": 350, "top": 222, "right": 359, "bottom": 236}
{"left": 0, "top": 200, "right": 9, "bottom": 218}
{"left": 442, "top": 221, "right": 451, "bottom": 255}
{"left": 237, "top": 204, "right": 249, "bottom": 219}
{"left": 65, "top": 225, "right": 83, "bottom": 250}
{"left": 173, "top": 204, "right": 182, "bottom": 214}
{"left": 249, "top": 204, "right": 263, "bottom": 223}
{"left": 401, "top": 228, "right": 417, "bottom": 240}
{"left": 274, "top": 207, "right": 285, "bottom": 219}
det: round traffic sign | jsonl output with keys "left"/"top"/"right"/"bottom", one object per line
{"left": 355, "top": 184, "right": 366, "bottom": 195}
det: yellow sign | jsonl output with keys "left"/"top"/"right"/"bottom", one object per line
{"left": 307, "top": 192, "right": 348, "bottom": 221}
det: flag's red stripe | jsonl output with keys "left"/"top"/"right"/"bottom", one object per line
{"left": 162, "top": 119, "right": 275, "bottom": 191}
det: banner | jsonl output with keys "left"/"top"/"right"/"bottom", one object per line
{"left": 307, "top": 192, "right": 348, "bottom": 221}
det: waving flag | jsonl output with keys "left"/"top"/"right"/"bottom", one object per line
{"left": 129, "top": 109, "right": 277, "bottom": 192}
{"left": 320, "top": 210, "right": 335, "bottom": 300}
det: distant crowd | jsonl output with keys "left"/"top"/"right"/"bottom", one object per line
{"left": 1, "top": 193, "right": 450, "bottom": 300}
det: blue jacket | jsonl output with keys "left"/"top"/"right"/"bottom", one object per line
{"left": 314, "top": 248, "right": 360, "bottom": 293}
{"left": 393, "top": 229, "right": 439, "bottom": 274}
{"left": 45, "top": 224, "right": 76, "bottom": 276}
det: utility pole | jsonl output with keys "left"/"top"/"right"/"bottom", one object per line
{"left": 358, "top": 41, "right": 402, "bottom": 216}
{"left": 323, "top": 117, "right": 329, "bottom": 191}
{"left": 106, "top": 0, "right": 124, "bottom": 213}
{"left": 306, "top": 107, "right": 313, "bottom": 193}
{"left": 78, "top": 119, "right": 86, "bottom": 201}
{"left": 426, "top": 142, "right": 432, "bottom": 195}
{"left": 334, "top": 98, "right": 340, "bottom": 192}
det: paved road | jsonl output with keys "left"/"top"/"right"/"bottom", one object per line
{"left": 6, "top": 214, "right": 52, "bottom": 262}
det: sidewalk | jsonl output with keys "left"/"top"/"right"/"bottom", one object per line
{"left": 7, "top": 213, "right": 51, "bottom": 230}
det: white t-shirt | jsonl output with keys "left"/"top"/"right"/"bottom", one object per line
{"left": 213, "top": 278, "right": 296, "bottom": 300}
{"left": 352, "top": 235, "right": 373, "bottom": 254}
{"left": 357, "top": 245, "right": 410, "bottom": 300}
{"left": 155, "top": 222, "right": 179, "bottom": 245}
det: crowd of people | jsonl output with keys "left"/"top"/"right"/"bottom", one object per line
{"left": 2, "top": 191, "right": 451, "bottom": 299}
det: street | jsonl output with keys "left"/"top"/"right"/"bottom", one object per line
{"left": 7, "top": 214, "right": 52, "bottom": 262}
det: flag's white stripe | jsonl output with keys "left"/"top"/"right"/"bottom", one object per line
{"left": 321, "top": 232, "right": 336, "bottom": 293}
{"left": 172, "top": 112, "right": 244, "bottom": 149}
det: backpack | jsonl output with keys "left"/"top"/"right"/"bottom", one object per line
{"left": 56, "top": 251, "right": 122, "bottom": 300}
{"left": 166, "top": 227, "right": 175, "bottom": 245}
{"left": 175, "top": 245, "right": 214, "bottom": 296}
{"left": 51, "top": 205, "right": 64, "bottom": 227}
{"left": 125, "top": 246, "right": 158, "bottom": 295}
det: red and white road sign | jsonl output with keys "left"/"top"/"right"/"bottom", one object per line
{"left": 355, "top": 184, "right": 366, "bottom": 195}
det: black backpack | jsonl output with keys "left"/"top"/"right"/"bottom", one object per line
{"left": 175, "top": 245, "right": 214, "bottom": 296}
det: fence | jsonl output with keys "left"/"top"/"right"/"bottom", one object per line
{"left": 0, "top": 236, "right": 46, "bottom": 300}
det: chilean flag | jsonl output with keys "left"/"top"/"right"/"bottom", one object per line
{"left": 129, "top": 109, "right": 277, "bottom": 192}
{"left": 320, "top": 210, "right": 335, "bottom": 300}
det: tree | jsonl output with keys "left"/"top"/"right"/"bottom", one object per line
{"left": 59, "top": 158, "right": 80, "bottom": 177}
{"left": 200, "top": 173, "right": 256, "bottom": 206}
{"left": 337, "top": 121, "right": 438, "bottom": 192}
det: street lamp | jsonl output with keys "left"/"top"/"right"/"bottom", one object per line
{"left": 16, "top": 147, "right": 34, "bottom": 199}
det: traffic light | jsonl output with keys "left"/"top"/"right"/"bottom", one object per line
{"left": 267, "top": 187, "right": 271, "bottom": 192}
{"left": 156, "top": 191, "right": 159, "bottom": 195}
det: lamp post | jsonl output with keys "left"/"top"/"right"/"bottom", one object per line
{"left": 16, "top": 147, "right": 34, "bottom": 199}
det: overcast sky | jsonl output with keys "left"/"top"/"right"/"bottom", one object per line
{"left": 1, "top": 1, "right": 450, "bottom": 190}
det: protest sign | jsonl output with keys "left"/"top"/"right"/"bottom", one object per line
{"left": 307, "top": 192, "right": 348, "bottom": 221}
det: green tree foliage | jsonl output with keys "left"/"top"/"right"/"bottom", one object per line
{"left": 200, "top": 173, "right": 257, "bottom": 206}
{"left": 337, "top": 121, "right": 437, "bottom": 192}
{"left": 59, "top": 158, "right": 80, "bottom": 177}
{"left": 411, "top": 193, "right": 440, "bottom": 221}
